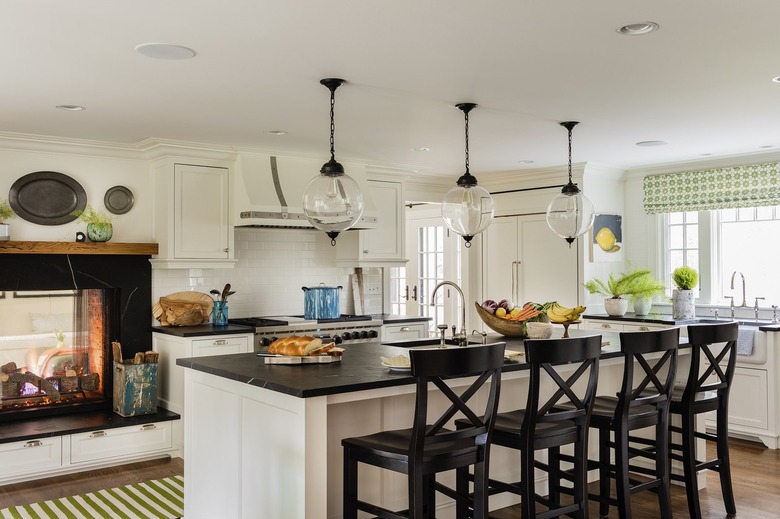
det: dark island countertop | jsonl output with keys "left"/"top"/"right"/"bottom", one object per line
{"left": 152, "top": 324, "right": 255, "bottom": 337}
{"left": 176, "top": 329, "right": 623, "bottom": 399}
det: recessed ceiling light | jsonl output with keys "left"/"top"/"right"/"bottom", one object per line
{"left": 517, "top": 160, "right": 535, "bottom": 164}
{"left": 700, "top": 153, "right": 714, "bottom": 156}
{"left": 56, "top": 105, "right": 85, "bottom": 111}
{"left": 759, "top": 145, "right": 774, "bottom": 149}
{"left": 772, "top": 76, "right": 780, "bottom": 83}
{"left": 636, "top": 140, "right": 668, "bottom": 147}
{"left": 617, "top": 22, "right": 659, "bottom": 36}
{"left": 135, "top": 43, "right": 196, "bottom": 60}
{"left": 412, "top": 147, "right": 430, "bottom": 152}
{"left": 266, "top": 130, "right": 288, "bottom": 136}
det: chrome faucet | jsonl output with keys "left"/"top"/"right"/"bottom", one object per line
{"left": 431, "top": 281, "right": 467, "bottom": 346}
{"left": 755, "top": 297, "right": 765, "bottom": 322}
{"left": 730, "top": 271, "right": 748, "bottom": 308}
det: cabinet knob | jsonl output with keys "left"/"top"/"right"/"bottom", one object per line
{"left": 223, "top": 248, "right": 229, "bottom": 253}
{"left": 24, "top": 440, "right": 43, "bottom": 448}
{"left": 363, "top": 250, "right": 369, "bottom": 254}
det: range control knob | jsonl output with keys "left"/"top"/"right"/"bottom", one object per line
{"left": 260, "top": 337, "right": 272, "bottom": 347}
{"left": 342, "top": 332, "right": 351, "bottom": 340}
{"left": 360, "top": 330, "right": 369, "bottom": 339}
{"left": 351, "top": 331, "right": 361, "bottom": 340}
{"left": 333, "top": 335, "right": 343, "bottom": 344}
{"left": 368, "top": 330, "right": 378, "bottom": 338}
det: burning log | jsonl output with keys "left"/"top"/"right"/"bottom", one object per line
{"left": 1, "top": 362, "right": 18, "bottom": 374}
{"left": 9, "top": 371, "right": 60, "bottom": 401}
{"left": 80, "top": 373, "right": 100, "bottom": 392}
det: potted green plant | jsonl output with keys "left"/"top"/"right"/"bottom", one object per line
{"left": 72, "top": 204, "right": 113, "bottom": 242}
{"left": 671, "top": 266, "right": 698, "bottom": 319}
{"left": 584, "top": 268, "right": 666, "bottom": 317}
{"left": 0, "top": 199, "right": 15, "bottom": 241}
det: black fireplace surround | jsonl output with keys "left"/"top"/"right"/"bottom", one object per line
{"left": 1, "top": 252, "right": 153, "bottom": 420}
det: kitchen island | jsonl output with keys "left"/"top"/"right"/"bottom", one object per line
{"left": 176, "top": 329, "right": 662, "bottom": 519}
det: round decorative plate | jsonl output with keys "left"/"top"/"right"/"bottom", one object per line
{"left": 9, "top": 171, "right": 87, "bottom": 225}
{"left": 104, "top": 185, "right": 135, "bottom": 215}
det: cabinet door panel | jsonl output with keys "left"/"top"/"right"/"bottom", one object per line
{"left": 518, "top": 216, "right": 578, "bottom": 305}
{"left": 363, "top": 180, "right": 403, "bottom": 259}
{"left": 174, "top": 164, "right": 229, "bottom": 259}
{"left": 482, "top": 218, "right": 519, "bottom": 302}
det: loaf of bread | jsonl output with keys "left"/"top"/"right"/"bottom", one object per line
{"left": 268, "top": 336, "right": 336, "bottom": 356}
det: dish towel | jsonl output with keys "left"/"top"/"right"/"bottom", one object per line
{"left": 737, "top": 328, "right": 755, "bottom": 356}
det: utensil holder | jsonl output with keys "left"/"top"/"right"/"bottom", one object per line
{"left": 213, "top": 301, "right": 228, "bottom": 326}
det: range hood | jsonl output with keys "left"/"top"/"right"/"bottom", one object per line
{"left": 233, "top": 154, "right": 378, "bottom": 230}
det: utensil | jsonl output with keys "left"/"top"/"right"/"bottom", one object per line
{"left": 209, "top": 289, "right": 221, "bottom": 300}
{"left": 220, "top": 283, "right": 231, "bottom": 304}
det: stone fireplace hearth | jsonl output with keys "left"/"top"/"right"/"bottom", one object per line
{"left": 0, "top": 242, "right": 156, "bottom": 422}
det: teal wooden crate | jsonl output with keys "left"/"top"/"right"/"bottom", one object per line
{"left": 113, "top": 361, "right": 158, "bottom": 417}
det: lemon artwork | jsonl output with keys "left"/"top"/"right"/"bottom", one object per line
{"left": 595, "top": 227, "right": 621, "bottom": 253}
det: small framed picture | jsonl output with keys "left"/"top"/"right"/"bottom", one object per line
{"left": 590, "top": 214, "right": 624, "bottom": 262}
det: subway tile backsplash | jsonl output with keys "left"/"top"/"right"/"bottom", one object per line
{"left": 152, "top": 228, "right": 383, "bottom": 319}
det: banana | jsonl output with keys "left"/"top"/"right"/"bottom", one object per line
{"left": 546, "top": 303, "right": 587, "bottom": 323}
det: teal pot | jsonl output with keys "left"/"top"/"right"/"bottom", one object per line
{"left": 87, "top": 222, "right": 113, "bottom": 242}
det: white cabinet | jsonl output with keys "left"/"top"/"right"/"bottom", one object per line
{"left": 336, "top": 179, "right": 406, "bottom": 265}
{"left": 153, "top": 331, "right": 252, "bottom": 454}
{"left": 0, "top": 420, "right": 175, "bottom": 485}
{"left": 482, "top": 214, "right": 580, "bottom": 307}
{"left": 585, "top": 320, "right": 668, "bottom": 333}
{"left": 382, "top": 321, "right": 429, "bottom": 341}
{"left": 151, "top": 160, "right": 237, "bottom": 269}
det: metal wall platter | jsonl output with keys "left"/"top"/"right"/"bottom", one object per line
{"left": 104, "top": 185, "right": 134, "bottom": 215}
{"left": 9, "top": 171, "right": 87, "bottom": 225}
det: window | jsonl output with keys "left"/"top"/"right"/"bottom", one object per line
{"left": 663, "top": 206, "right": 780, "bottom": 308}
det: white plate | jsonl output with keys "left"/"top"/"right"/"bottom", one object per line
{"left": 381, "top": 361, "right": 411, "bottom": 372}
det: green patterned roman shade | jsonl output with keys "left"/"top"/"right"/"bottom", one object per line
{"left": 643, "top": 162, "right": 780, "bottom": 214}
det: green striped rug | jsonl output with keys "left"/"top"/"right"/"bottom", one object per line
{"left": 0, "top": 476, "right": 183, "bottom": 519}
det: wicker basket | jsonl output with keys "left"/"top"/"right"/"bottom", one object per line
{"left": 474, "top": 302, "right": 530, "bottom": 337}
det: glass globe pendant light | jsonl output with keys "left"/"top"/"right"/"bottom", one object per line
{"left": 441, "top": 103, "right": 494, "bottom": 248}
{"left": 546, "top": 121, "right": 595, "bottom": 246}
{"left": 302, "top": 78, "right": 364, "bottom": 246}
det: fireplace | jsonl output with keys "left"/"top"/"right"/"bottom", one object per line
{"left": 0, "top": 246, "right": 153, "bottom": 422}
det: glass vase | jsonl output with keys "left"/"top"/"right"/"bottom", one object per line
{"left": 212, "top": 301, "right": 228, "bottom": 326}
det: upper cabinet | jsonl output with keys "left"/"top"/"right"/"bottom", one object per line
{"left": 151, "top": 159, "right": 237, "bottom": 269}
{"left": 335, "top": 177, "right": 407, "bottom": 266}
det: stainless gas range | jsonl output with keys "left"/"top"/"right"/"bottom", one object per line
{"left": 228, "top": 315, "right": 383, "bottom": 351}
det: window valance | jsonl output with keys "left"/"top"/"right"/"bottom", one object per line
{"left": 643, "top": 162, "right": 780, "bottom": 214}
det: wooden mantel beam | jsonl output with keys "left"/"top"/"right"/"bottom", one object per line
{"left": 0, "top": 241, "right": 158, "bottom": 256}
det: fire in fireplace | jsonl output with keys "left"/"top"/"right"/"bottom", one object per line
{"left": 0, "top": 289, "right": 115, "bottom": 419}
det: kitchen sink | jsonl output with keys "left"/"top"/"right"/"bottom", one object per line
{"left": 381, "top": 338, "right": 482, "bottom": 348}
{"left": 687, "top": 318, "right": 773, "bottom": 327}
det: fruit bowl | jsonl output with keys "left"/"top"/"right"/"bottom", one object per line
{"left": 474, "top": 302, "right": 545, "bottom": 337}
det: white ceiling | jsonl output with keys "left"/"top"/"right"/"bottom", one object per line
{"left": 2, "top": 1, "right": 780, "bottom": 177}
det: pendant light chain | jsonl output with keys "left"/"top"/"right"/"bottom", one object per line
{"left": 464, "top": 109, "right": 470, "bottom": 174}
{"left": 567, "top": 124, "right": 573, "bottom": 183}
{"left": 329, "top": 87, "right": 336, "bottom": 161}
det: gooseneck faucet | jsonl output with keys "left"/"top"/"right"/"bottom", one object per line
{"left": 430, "top": 281, "right": 467, "bottom": 346}
{"left": 730, "top": 271, "right": 747, "bottom": 308}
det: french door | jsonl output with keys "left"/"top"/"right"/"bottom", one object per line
{"left": 388, "top": 206, "right": 462, "bottom": 335}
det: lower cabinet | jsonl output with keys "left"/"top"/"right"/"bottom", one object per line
{"left": 381, "top": 322, "right": 428, "bottom": 341}
{"left": 153, "top": 331, "right": 252, "bottom": 454}
{"left": 584, "top": 320, "right": 668, "bottom": 333}
{"left": 0, "top": 420, "right": 174, "bottom": 485}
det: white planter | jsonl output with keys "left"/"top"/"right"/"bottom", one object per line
{"left": 604, "top": 297, "right": 629, "bottom": 317}
{"left": 672, "top": 289, "right": 696, "bottom": 319}
{"left": 632, "top": 296, "right": 652, "bottom": 316}
{"left": 0, "top": 223, "right": 8, "bottom": 241}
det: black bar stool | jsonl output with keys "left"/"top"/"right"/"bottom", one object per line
{"left": 583, "top": 327, "right": 680, "bottom": 519}
{"left": 457, "top": 335, "right": 602, "bottom": 519}
{"left": 667, "top": 321, "right": 739, "bottom": 519}
{"left": 341, "top": 342, "right": 506, "bottom": 519}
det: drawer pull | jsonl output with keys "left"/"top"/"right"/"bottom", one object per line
{"left": 140, "top": 424, "right": 157, "bottom": 431}
{"left": 638, "top": 326, "right": 649, "bottom": 331}
{"left": 601, "top": 324, "right": 612, "bottom": 329}
{"left": 24, "top": 440, "right": 43, "bottom": 448}
{"left": 90, "top": 431, "right": 107, "bottom": 438}
{"left": 399, "top": 326, "right": 411, "bottom": 332}
{"left": 213, "top": 340, "right": 228, "bottom": 346}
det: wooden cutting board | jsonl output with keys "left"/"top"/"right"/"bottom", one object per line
{"left": 262, "top": 355, "right": 342, "bottom": 365}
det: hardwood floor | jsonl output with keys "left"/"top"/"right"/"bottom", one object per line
{"left": 0, "top": 439, "right": 778, "bottom": 517}
{"left": 0, "top": 456, "right": 184, "bottom": 509}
